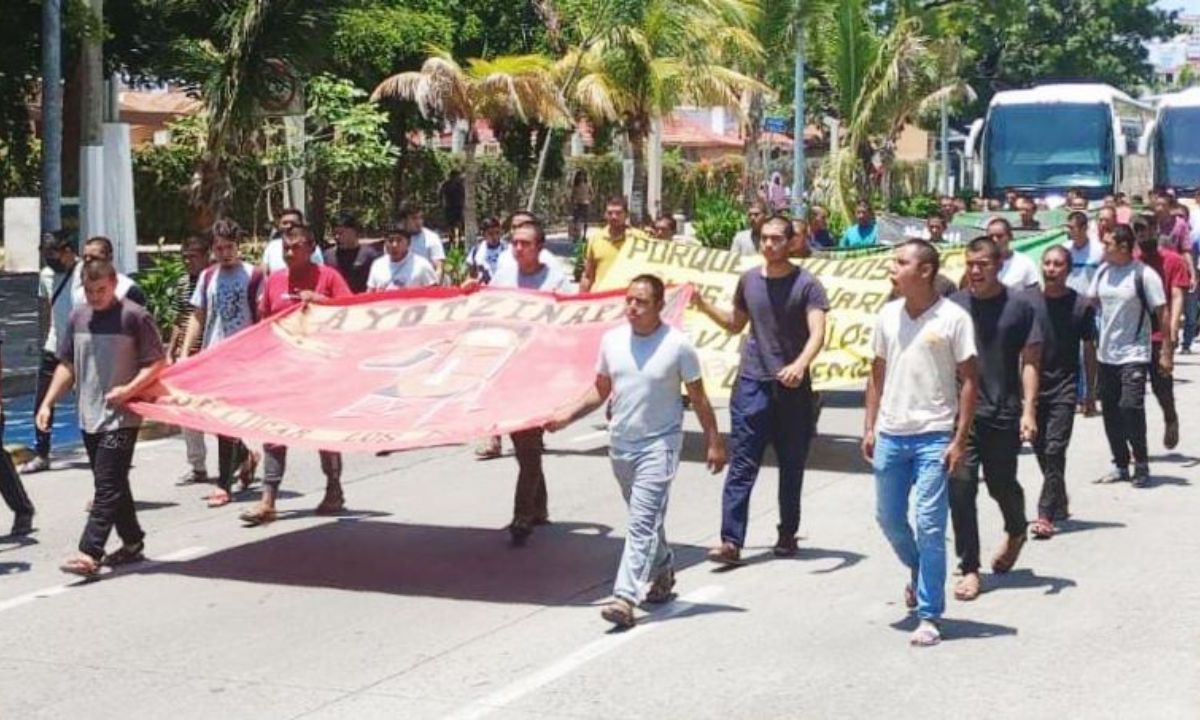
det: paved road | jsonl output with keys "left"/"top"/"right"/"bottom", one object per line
{"left": 0, "top": 358, "right": 1197, "bottom": 719}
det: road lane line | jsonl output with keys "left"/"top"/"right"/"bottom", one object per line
{"left": 441, "top": 585, "right": 725, "bottom": 720}
{"left": 0, "top": 546, "right": 208, "bottom": 615}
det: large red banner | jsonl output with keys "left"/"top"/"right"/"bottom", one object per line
{"left": 131, "top": 285, "right": 690, "bottom": 453}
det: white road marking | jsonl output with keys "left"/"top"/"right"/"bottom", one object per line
{"left": 441, "top": 585, "right": 725, "bottom": 720}
{"left": 0, "top": 546, "right": 208, "bottom": 615}
{"left": 569, "top": 430, "right": 608, "bottom": 444}
{"left": 154, "top": 546, "right": 209, "bottom": 562}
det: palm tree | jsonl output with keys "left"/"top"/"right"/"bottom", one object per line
{"left": 372, "top": 50, "right": 569, "bottom": 242}
{"left": 561, "top": 0, "right": 767, "bottom": 222}
{"left": 163, "top": 0, "right": 334, "bottom": 228}
{"left": 811, "top": 1, "right": 973, "bottom": 220}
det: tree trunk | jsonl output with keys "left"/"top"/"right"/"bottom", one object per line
{"left": 743, "top": 90, "right": 764, "bottom": 204}
{"left": 628, "top": 122, "right": 649, "bottom": 224}
{"left": 463, "top": 135, "right": 479, "bottom": 244}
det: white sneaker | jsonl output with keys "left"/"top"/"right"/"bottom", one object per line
{"left": 18, "top": 456, "right": 50, "bottom": 474}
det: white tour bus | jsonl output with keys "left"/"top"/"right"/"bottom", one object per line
{"left": 965, "top": 83, "right": 1154, "bottom": 203}
{"left": 1142, "top": 87, "right": 1200, "bottom": 193}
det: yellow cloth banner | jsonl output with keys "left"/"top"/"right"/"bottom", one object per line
{"left": 597, "top": 237, "right": 965, "bottom": 397}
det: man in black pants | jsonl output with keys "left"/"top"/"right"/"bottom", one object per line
{"left": 22, "top": 231, "right": 79, "bottom": 474}
{"left": 1089, "top": 224, "right": 1168, "bottom": 487}
{"left": 1030, "top": 246, "right": 1096, "bottom": 539}
{"left": 37, "top": 260, "right": 166, "bottom": 577}
{"left": 0, "top": 334, "right": 35, "bottom": 535}
{"left": 950, "top": 236, "right": 1042, "bottom": 601}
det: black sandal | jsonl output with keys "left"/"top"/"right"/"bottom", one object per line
{"left": 101, "top": 541, "right": 145, "bottom": 567}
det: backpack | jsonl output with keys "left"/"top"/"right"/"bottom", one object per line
{"left": 200, "top": 264, "right": 266, "bottom": 323}
{"left": 1096, "top": 262, "right": 1159, "bottom": 337}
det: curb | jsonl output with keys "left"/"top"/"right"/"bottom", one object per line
{"left": 2, "top": 421, "right": 179, "bottom": 466}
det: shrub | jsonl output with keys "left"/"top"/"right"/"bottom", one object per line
{"left": 692, "top": 192, "right": 744, "bottom": 249}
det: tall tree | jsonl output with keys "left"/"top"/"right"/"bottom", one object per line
{"left": 372, "top": 50, "right": 569, "bottom": 242}
{"left": 561, "top": 0, "right": 767, "bottom": 221}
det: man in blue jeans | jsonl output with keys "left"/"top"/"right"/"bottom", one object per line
{"left": 547, "top": 275, "right": 726, "bottom": 628}
{"left": 864, "top": 240, "right": 978, "bottom": 647}
{"left": 693, "top": 215, "right": 828, "bottom": 564}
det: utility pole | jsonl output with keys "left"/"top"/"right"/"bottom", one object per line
{"left": 791, "top": 1, "right": 805, "bottom": 218}
{"left": 40, "top": 0, "right": 63, "bottom": 236}
{"left": 79, "top": 0, "right": 105, "bottom": 242}
{"left": 940, "top": 95, "right": 950, "bottom": 195}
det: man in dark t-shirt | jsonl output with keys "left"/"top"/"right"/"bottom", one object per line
{"left": 328, "top": 211, "right": 381, "bottom": 294}
{"left": 948, "top": 236, "right": 1042, "bottom": 601}
{"left": 693, "top": 215, "right": 829, "bottom": 564}
{"left": 1030, "top": 246, "right": 1096, "bottom": 539}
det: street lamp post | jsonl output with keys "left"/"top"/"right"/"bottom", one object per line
{"left": 791, "top": 2, "right": 805, "bottom": 218}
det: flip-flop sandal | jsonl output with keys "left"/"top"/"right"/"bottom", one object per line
{"left": 600, "top": 598, "right": 637, "bottom": 629}
{"left": 954, "top": 574, "right": 981, "bottom": 601}
{"left": 910, "top": 622, "right": 942, "bottom": 647}
{"left": 474, "top": 446, "right": 502, "bottom": 460}
{"left": 239, "top": 507, "right": 276, "bottom": 527}
{"left": 207, "top": 489, "right": 232, "bottom": 508}
{"left": 60, "top": 556, "right": 101, "bottom": 577}
{"left": 1030, "top": 518, "right": 1055, "bottom": 540}
{"left": 101, "top": 542, "right": 145, "bottom": 567}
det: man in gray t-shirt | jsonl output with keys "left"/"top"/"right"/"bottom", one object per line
{"left": 547, "top": 275, "right": 725, "bottom": 629}
{"left": 1087, "top": 225, "right": 1169, "bottom": 486}
{"left": 37, "top": 260, "right": 165, "bottom": 577}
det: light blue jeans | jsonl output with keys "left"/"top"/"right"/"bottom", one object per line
{"left": 610, "top": 440, "right": 680, "bottom": 603}
{"left": 873, "top": 431, "right": 951, "bottom": 620}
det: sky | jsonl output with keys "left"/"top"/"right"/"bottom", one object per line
{"left": 1160, "top": 0, "right": 1200, "bottom": 15}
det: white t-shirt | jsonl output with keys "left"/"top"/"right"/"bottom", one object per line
{"left": 597, "top": 322, "right": 702, "bottom": 453}
{"left": 262, "top": 237, "right": 324, "bottom": 274}
{"left": 411, "top": 227, "right": 446, "bottom": 265}
{"left": 873, "top": 297, "right": 976, "bottom": 436}
{"left": 40, "top": 266, "right": 78, "bottom": 353}
{"left": 731, "top": 229, "right": 758, "bottom": 256}
{"left": 70, "top": 265, "right": 142, "bottom": 307}
{"left": 490, "top": 261, "right": 569, "bottom": 292}
{"left": 1064, "top": 237, "right": 1105, "bottom": 295}
{"left": 999, "top": 251, "right": 1040, "bottom": 291}
{"left": 190, "top": 262, "right": 259, "bottom": 348}
{"left": 1088, "top": 261, "right": 1167, "bottom": 366}
{"left": 366, "top": 252, "right": 438, "bottom": 291}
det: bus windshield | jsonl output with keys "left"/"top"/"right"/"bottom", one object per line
{"left": 985, "top": 103, "right": 1114, "bottom": 194}
{"left": 1156, "top": 106, "right": 1200, "bottom": 191}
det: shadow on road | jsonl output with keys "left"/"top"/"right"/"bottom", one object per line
{"left": 0, "top": 561, "right": 31, "bottom": 576}
{"left": 1054, "top": 518, "right": 1125, "bottom": 535}
{"left": 726, "top": 546, "right": 867, "bottom": 575}
{"left": 140, "top": 518, "right": 714, "bottom": 607}
{"left": 984, "top": 568, "right": 1076, "bottom": 596}
{"left": 891, "top": 614, "right": 1018, "bottom": 641}
{"left": 1150, "top": 453, "right": 1199, "bottom": 468}
{"left": 0, "top": 535, "right": 38, "bottom": 554}
{"left": 133, "top": 500, "right": 179, "bottom": 512}
{"left": 1147, "top": 475, "right": 1191, "bottom": 487}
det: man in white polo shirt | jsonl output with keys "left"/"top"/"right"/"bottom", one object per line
{"left": 864, "top": 239, "right": 978, "bottom": 647}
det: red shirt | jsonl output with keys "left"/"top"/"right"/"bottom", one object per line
{"left": 1137, "top": 247, "right": 1188, "bottom": 342}
{"left": 260, "top": 264, "right": 353, "bottom": 318}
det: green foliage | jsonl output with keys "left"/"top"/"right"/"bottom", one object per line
{"left": 137, "top": 251, "right": 187, "bottom": 339}
{"left": 889, "top": 192, "right": 939, "bottom": 218}
{"left": 132, "top": 115, "right": 267, "bottom": 242}
{"left": 330, "top": 5, "right": 454, "bottom": 88}
{"left": 692, "top": 192, "right": 744, "bottom": 249}
{"left": 443, "top": 242, "right": 469, "bottom": 286}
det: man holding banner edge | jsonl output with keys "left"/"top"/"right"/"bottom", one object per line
{"left": 546, "top": 275, "right": 725, "bottom": 628}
